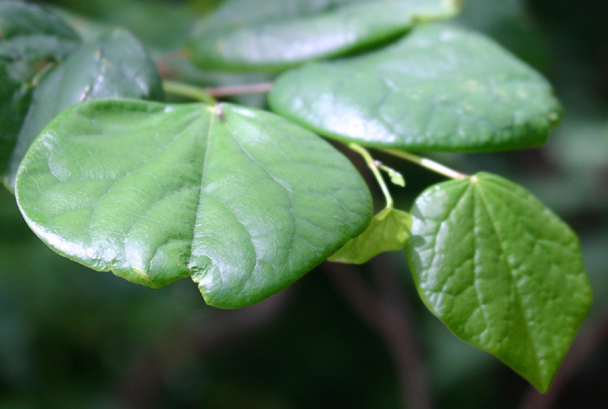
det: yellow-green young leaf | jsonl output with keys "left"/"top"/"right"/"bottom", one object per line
{"left": 329, "top": 207, "right": 411, "bottom": 264}
{"left": 269, "top": 24, "right": 562, "bottom": 152}
{"left": 406, "top": 172, "right": 592, "bottom": 392}
{"left": 188, "top": 0, "right": 459, "bottom": 72}
{"left": 15, "top": 100, "right": 373, "bottom": 309}
{"left": 3, "top": 29, "right": 163, "bottom": 191}
{"left": 384, "top": 167, "right": 405, "bottom": 187}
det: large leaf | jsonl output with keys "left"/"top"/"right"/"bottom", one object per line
{"left": 269, "top": 24, "right": 562, "bottom": 152}
{"left": 15, "top": 100, "right": 373, "bottom": 309}
{"left": 0, "top": 0, "right": 80, "bottom": 82}
{"left": 189, "top": 0, "right": 459, "bottom": 72}
{"left": 329, "top": 207, "right": 411, "bottom": 264}
{"left": 406, "top": 172, "right": 592, "bottom": 392}
{"left": 2, "top": 29, "right": 164, "bottom": 191}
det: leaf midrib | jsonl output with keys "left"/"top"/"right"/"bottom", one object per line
{"left": 474, "top": 179, "right": 542, "bottom": 381}
{"left": 188, "top": 107, "right": 216, "bottom": 271}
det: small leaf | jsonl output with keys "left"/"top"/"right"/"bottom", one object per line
{"left": 378, "top": 163, "right": 405, "bottom": 187}
{"left": 16, "top": 100, "right": 373, "bottom": 309}
{"left": 388, "top": 170, "right": 405, "bottom": 187}
{"left": 189, "top": 0, "right": 459, "bottom": 72}
{"left": 406, "top": 172, "right": 592, "bottom": 392}
{"left": 329, "top": 207, "right": 411, "bottom": 264}
{"left": 269, "top": 24, "right": 562, "bottom": 152}
{"left": 2, "top": 29, "right": 163, "bottom": 191}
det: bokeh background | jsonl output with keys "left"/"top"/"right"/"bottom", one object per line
{"left": 1, "top": 0, "right": 608, "bottom": 408}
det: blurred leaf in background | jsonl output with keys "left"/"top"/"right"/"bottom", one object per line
{"left": 42, "top": 0, "right": 206, "bottom": 51}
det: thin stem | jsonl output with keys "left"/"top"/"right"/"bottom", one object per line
{"left": 349, "top": 143, "right": 394, "bottom": 209}
{"left": 382, "top": 148, "right": 468, "bottom": 180}
{"left": 205, "top": 82, "right": 274, "bottom": 97}
{"left": 163, "top": 80, "right": 274, "bottom": 103}
{"left": 163, "top": 80, "right": 217, "bottom": 105}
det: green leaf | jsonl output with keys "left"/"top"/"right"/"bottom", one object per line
{"left": 2, "top": 29, "right": 164, "bottom": 191}
{"left": 52, "top": 0, "right": 201, "bottom": 52}
{"left": 269, "top": 24, "right": 562, "bottom": 152}
{"left": 15, "top": 100, "right": 373, "bottom": 309}
{"left": 0, "top": 0, "right": 80, "bottom": 82}
{"left": 329, "top": 207, "right": 411, "bottom": 264}
{"left": 0, "top": 64, "right": 31, "bottom": 173}
{"left": 0, "top": 0, "right": 80, "bottom": 183}
{"left": 380, "top": 164, "right": 405, "bottom": 187}
{"left": 189, "top": 0, "right": 459, "bottom": 72}
{"left": 0, "top": 1, "right": 79, "bottom": 44}
{"left": 406, "top": 172, "right": 592, "bottom": 392}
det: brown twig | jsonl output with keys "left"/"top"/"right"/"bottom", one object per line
{"left": 370, "top": 255, "right": 433, "bottom": 409}
{"left": 325, "top": 256, "right": 433, "bottom": 409}
{"left": 205, "top": 82, "right": 274, "bottom": 97}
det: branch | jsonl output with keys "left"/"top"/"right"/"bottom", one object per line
{"left": 205, "top": 82, "right": 274, "bottom": 97}
{"left": 349, "top": 143, "right": 395, "bottom": 209}
{"left": 117, "top": 288, "right": 293, "bottom": 408}
{"left": 163, "top": 80, "right": 217, "bottom": 105}
{"left": 162, "top": 81, "right": 274, "bottom": 104}
{"left": 325, "top": 257, "right": 433, "bottom": 409}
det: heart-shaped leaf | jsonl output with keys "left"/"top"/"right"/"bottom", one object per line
{"left": 15, "top": 100, "right": 373, "bottom": 309}
{"left": 189, "top": 0, "right": 459, "bottom": 72}
{"left": 269, "top": 24, "right": 562, "bottom": 152}
{"left": 2, "top": 29, "right": 164, "bottom": 191}
{"left": 406, "top": 172, "right": 592, "bottom": 392}
{"left": 329, "top": 207, "right": 411, "bottom": 264}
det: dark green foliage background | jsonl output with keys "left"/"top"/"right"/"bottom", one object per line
{"left": 1, "top": 0, "right": 608, "bottom": 408}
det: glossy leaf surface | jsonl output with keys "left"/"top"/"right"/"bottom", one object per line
{"left": 16, "top": 100, "right": 373, "bottom": 309}
{"left": 406, "top": 172, "right": 592, "bottom": 392}
{"left": 3, "top": 29, "right": 163, "bottom": 191}
{"left": 329, "top": 207, "right": 411, "bottom": 264}
{"left": 269, "top": 24, "right": 562, "bottom": 152}
{"left": 189, "top": 0, "right": 459, "bottom": 72}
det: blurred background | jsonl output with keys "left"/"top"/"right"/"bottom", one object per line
{"left": 1, "top": 0, "right": 608, "bottom": 408}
